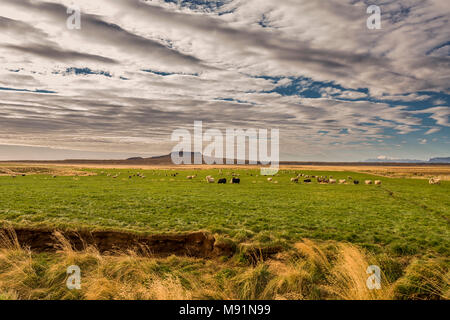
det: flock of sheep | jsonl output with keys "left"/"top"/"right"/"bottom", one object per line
{"left": 182, "top": 172, "right": 384, "bottom": 185}
{"left": 64, "top": 170, "right": 442, "bottom": 186}
{"left": 8, "top": 170, "right": 443, "bottom": 186}
{"left": 287, "top": 173, "right": 381, "bottom": 185}
{"left": 204, "top": 175, "right": 240, "bottom": 184}
{"left": 192, "top": 172, "right": 443, "bottom": 186}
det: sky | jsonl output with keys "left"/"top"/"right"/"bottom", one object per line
{"left": 0, "top": 0, "right": 449, "bottom": 161}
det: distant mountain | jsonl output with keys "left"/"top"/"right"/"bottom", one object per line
{"left": 429, "top": 157, "right": 450, "bottom": 163}
{"left": 364, "top": 157, "right": 450, "bottom": 164}
{"left": 364, "top": 158, "right": 425, "bottom": 163}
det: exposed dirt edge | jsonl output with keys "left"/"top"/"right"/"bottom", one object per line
{"left": 0, "top": 227, "right": 239, "bottom": 258}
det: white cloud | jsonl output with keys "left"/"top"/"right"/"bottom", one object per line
{"left": 418, "top": 138, "right": 428, "bottom": 144}
{"left": 425, "top": 127, "right": 441, "bottom": 135}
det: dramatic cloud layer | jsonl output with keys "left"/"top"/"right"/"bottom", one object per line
{"left": 0, "top": 0, "right": 449, "bottom": 160}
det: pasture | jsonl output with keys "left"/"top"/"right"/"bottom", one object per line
{"left": 0, "top": 166, "right": 448, "bottom": 256}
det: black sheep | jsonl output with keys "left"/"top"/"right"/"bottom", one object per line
{"left": 218, "top": 178, "right": 227, "bottom": 184}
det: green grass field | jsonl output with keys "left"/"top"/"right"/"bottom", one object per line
{"left": 1, "top": 168, "right": 448, "bottom": 257}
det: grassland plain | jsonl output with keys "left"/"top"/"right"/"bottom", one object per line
{"left": 0, "top": 166, "right": 449, "bottom": 300}
{"left": 0, "top": 168, "right": 449, "bottom": 255}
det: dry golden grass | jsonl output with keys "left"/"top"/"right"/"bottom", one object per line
{"left": 0, "top": 164, "right": 93, "bottom": 177}
{"left": 0, "top": 229, "right": 447, "bottom": 300}
{"left": 393, "top": 258, "right": 449, "bottom": 300}
{"left": 324, "top": 244, "right": 393, "bottom": 300}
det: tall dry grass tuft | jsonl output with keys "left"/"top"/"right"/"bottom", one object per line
{"left": 236, "top": 239, "right": 394, "bottom": 300}
{"left": 0, "top": 225, "right": 35, "bottom": 299}
{"left": 0, "top": 223, "right": 21, "bottom": 251}
{"left": 393, "top": 258, "right": 449, "bottom": 300}
{"left": 294, "top": 239, "right": 330, "bottom": 270}
{"left": 80, "top": 255, "right": 195, "bottom": 300}
{"left": 324, "top": 243, "right": 393, "bottom": 300}
{"left": 262, "top": 260, "right": 312, "bottom": 300}
{"left": 232, "top": 264, "right": 272, "bottom": 299}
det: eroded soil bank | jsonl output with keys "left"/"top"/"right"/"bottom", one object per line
{"left": 0, "top": 227, "right": 236, "bottom": 257}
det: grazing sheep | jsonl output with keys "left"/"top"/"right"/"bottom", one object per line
{"left": 205, "top": 175, "right": 215, "bottom": 183}
{"left": 231, "top": 177, "right": 240, "bottom": 184}
{"left": 218, "top": 178, "right": 227, "bottom": 184}
{"left": 329, "top": 179, "right": 336, "bottom": 184}
{"left": 318, "top": 176, "right": 329, "bottom": 184}
{"left": 429, "top": 178, "right": 441, "bottom": 185}
{"left": 291, "top": 177, "right": 299, "bottom": 183}
{"left": 374, "top": 180, "right": 382, "bottom": 185}
{"left": 353, "top": 180, "right": 360, "bottom": 185}
{"left": 347, "top": 176, "right": 353, "bottom": 180}
{"left": 267, "top": 177, "right": 273, "bottom": 182}
{"left": 365, "top": 180, "right": 372, "bottom": 185}
{"left": 320, "top": 178, "right": 330, "bottom": 184}
{"left": 339, "top": 179, "right": 347, "bottom": 184}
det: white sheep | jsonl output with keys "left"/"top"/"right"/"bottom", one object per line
{"left": 429, "top": 178, "right": 441, "bottom": 185}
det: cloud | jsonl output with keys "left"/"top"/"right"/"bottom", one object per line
{"left": 418, "top": 138, "right": 428, "bottom": 144}
{"left": 414, "top": 107, "right": 450, "bottom": 126}
{"left": 4, "top": 43, "right": 118, "bottom": 64}
{"left": 425, "top": 127, "right": 441, "bottom": 135}
{"left": 0, "top": 0, "right": 448, "bottom": 160}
